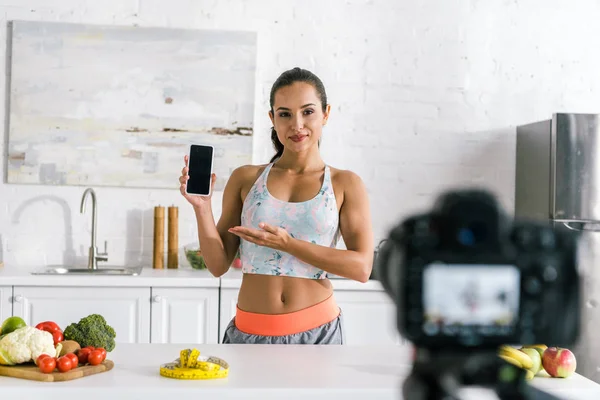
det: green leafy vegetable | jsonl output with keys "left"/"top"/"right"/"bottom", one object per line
{"left": 63, "top": 314, "right": 116, "bottom": 352}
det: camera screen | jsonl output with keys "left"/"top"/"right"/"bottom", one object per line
{"left": 422, "top": 263, "right": 520, "bottom": 336}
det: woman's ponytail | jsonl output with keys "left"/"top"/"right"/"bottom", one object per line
{"left": 269, "top": 127, "right": 284, "bottom": 163}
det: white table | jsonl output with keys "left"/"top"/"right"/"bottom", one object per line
{"left": 1, "top": 344, "right": 599, "bottom": 400}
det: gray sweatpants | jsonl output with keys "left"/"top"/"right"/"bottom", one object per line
{"left": 221, "top": 311, "right": 344, "bottom": 345}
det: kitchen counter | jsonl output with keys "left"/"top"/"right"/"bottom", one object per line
{"left": 0, "top": 265, "right": 384, "bottom": 291}
{"left": 1, "top": 343, "right": 599, "bottom": 400}
{"left": 0, "top": 265, "right": 220, "bottom": 287}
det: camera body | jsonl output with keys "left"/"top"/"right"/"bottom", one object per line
{"left": 376, "top": 189, "right": 581, "bottom": 350}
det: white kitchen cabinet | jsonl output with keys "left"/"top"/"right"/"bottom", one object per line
{"left": 150, "top": 287, "right": 219, "bottom": 344}
{"left": 0, "top": 286, "right": 12, "bottom": 323}
{"left": 12, "top": 286, "right": 151, "bottom": 343}
{"left": 218, "top": 288, "right": 239, "bottom": 343}
{"left": 335, "top": 291, "right": 406, "bottom": 346}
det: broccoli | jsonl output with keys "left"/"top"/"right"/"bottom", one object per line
{"left": 63, "top": 314, "right": 116, "bottom": 352}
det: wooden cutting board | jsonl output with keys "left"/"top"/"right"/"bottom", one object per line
{"left": 0, "top": 360, "right": 114, "bottom": 382}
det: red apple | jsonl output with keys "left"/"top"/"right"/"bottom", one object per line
{"left": 542, "top": 347, "right": 577, "bottom": 378}
{"left": 232, "top": 258, "right": 242, "bottom": 269}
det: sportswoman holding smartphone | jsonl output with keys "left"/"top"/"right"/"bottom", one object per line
{"left": 179, "top": 67, "right": 374, "bottom": 344}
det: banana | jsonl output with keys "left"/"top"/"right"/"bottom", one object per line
{"left": 499, "top": 354, "right": 523, "bottom": 368}
{"left": 526, "top": 344, "right": 548, "bottom": 351}
{"left": 499, "top": 355, "right": 536, "bottom": 381}
{"left": 499, "top": 345, "right": 533, "bottom": 370}
{"left": 525, "top": 369, "right": 535, "bottom": 381}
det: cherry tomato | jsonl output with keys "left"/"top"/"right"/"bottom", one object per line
{"left": 65, "top": 353, "right": 78, "bottom": 367}
{"left": 77, "top": 348, "right": 92, "bottom": 364}
{"left": 56, "top": 356, "right": 72, "bottom": 373}
{"left": 88, "top": 350, "right": 103, "bottom": 366}
{"left": 36, "top": 354, "right": 51, "bottom": 366}
{"left": 38, "top": 356, "right": 56, "bottom": 374}
{"left": 95, "top": 348, "right": 107, "bottom": 361}
{"left": 84, "top": 346, "right": 95, "bottom": 352}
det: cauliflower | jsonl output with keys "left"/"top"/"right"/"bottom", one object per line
{"left": 0, "top": 326, "right": 56, "bottom": 365}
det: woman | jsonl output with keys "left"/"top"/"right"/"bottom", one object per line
{"left": 179, "top": 67, "right": 374, "bottom": 344}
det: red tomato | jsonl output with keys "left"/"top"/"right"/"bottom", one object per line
{"left": 65, "top": 353, "right": 78, "bottom": 367}
{"left": 88, "top": 350, "right": 103, "bottom": 366}
{"left": 38, "top": 357, "right": 56, "bottom": 374}
{"left": 56, "top": 356, "right": 72, "bottom": 373}
{"left": 95, "top": 348, "right": 107, "bottom": 361}
{"left": 77, "top": 348, "right": 91, "bottom": 364}
{"left": 36, "top": 354, "right": 51, "bottom": 366}
{"left": 84, "top": 346, "right": 95, "bottom": 351}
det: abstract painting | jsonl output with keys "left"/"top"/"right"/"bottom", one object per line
{"left": 6, "top": 21, "right": 257, "bottom": 190}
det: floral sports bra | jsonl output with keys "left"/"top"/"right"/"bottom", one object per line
{"left": 239, "top": 163, "right": 340, "bottom": 280}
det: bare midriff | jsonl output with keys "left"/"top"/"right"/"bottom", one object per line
{"left": 237, "top": 273, "right": 333, "bottom": 314}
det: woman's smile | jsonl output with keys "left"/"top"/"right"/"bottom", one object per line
{"left": 289, "top": 134, "right": 308, "bottom": 142}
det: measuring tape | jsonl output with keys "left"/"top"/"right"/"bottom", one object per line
{"left": 159, "top": 348, "right": 229, "bottom": 380}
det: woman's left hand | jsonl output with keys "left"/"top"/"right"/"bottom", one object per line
{"left": 228, "top": 223, "right": 291, "bottom": 252}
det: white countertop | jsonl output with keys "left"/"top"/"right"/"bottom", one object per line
{"left": 1, "top": 343, "right": 598, "bottom": 400}
{"left": 0, "top": 265, "right": 383, "bottom": 291}
{"left": 0, "top": 265, "right": 220, "bottom": 287}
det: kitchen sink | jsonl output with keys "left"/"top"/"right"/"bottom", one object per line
{"left": 31, "top": 266, "right": 143, "bottom": 276}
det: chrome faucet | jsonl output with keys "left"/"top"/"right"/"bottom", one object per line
{"left": 80, "top": 188, "right": 108, "bottom": 269}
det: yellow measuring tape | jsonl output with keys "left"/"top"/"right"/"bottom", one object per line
{"left": 159, "top": 348, "right": 230, "bottom": 380}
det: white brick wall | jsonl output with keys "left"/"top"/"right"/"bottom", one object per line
{"left": 2, "top": 0, "right": 600, "bottom": 268}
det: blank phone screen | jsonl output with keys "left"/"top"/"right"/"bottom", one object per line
{"left": 187, "top": 145, "right": 213, "bottom": 195}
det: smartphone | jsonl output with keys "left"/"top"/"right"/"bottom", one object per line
{"left": 186, "top": 144, "right": 214, "bottom": 196}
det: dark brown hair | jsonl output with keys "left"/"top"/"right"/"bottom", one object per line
{"left": 269, "top": 67, "right": 328, "bottom": 163}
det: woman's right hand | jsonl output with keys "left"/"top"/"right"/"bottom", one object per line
{"left": 179, "top": 155, "right": 216, "bottom": 209}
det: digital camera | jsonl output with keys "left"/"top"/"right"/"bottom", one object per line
{"left": 375, "top": 189, "right": 581, "bottom": 350}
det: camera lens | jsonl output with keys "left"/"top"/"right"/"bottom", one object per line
{"left": 457, "top": 222, "right": 487, "bottom": 246}
{"left": 458, "top": 228, "right": 475, "bottom": 246}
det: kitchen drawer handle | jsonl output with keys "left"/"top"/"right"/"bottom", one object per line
{"left": 13, "top": 295, "right": 23, "bottom": 303}
{"left": 152, "top": 295, "right": 162, "bottom": 303}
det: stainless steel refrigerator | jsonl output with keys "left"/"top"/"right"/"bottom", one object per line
{"left": 515, "top": 113, "right": 600, "bottom": 382}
